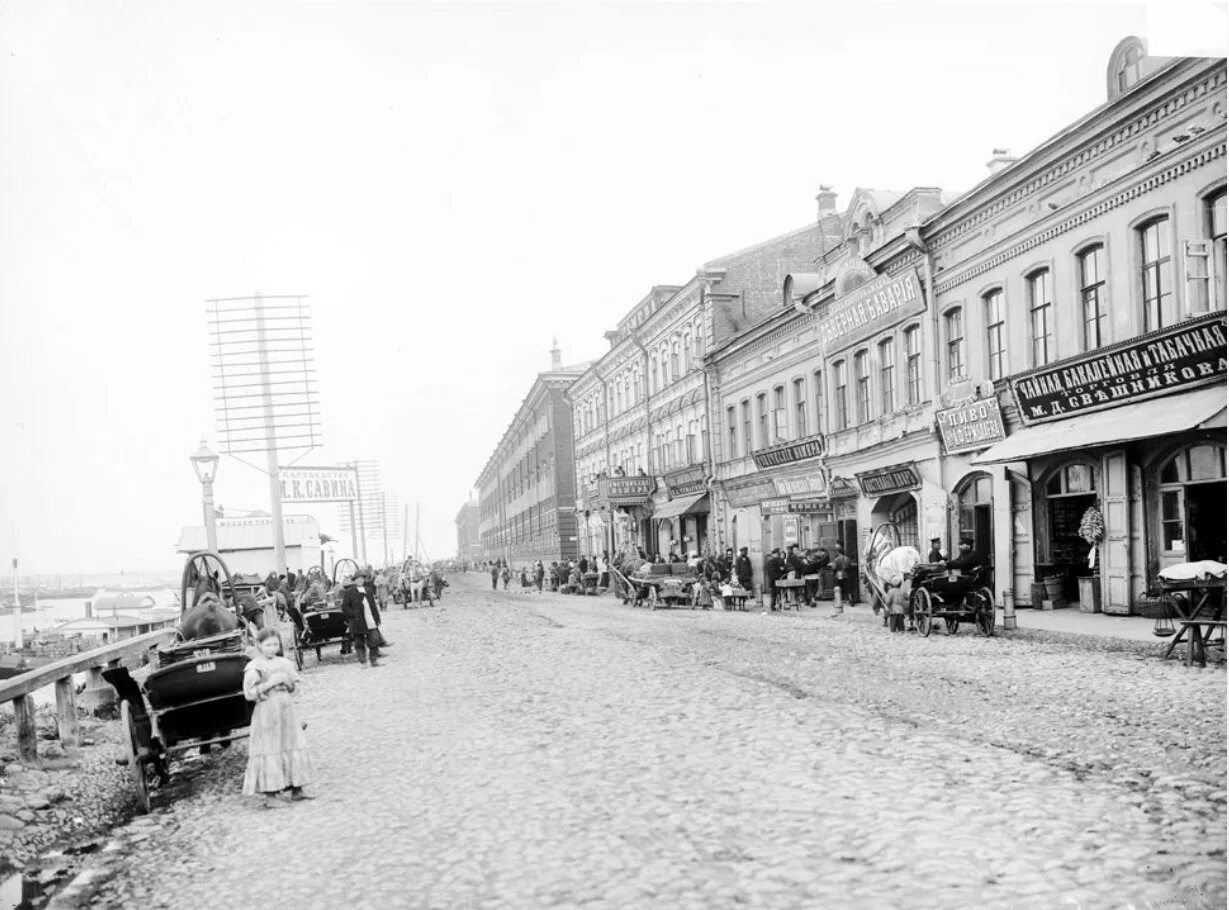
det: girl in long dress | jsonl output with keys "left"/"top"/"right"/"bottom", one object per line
{"left": 243, "top": 627, "right": 314, "bottom": 808}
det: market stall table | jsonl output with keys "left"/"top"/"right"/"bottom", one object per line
{"left": 774, "top": 578, "right": 807, "bottom": 611}
{"left": 1159, "top": 575, "right": 1225, "bottom": 668}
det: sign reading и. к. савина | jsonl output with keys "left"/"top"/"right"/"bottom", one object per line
{"left": 1010, "top": 313, "right": 1227, "bottom": 425}
{"left": 278, "top": 466, "right": 359, "bottom": 502}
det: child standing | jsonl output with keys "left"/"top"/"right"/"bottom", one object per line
{"left": 243, "top": 627, "right": 314, "bottom": 808}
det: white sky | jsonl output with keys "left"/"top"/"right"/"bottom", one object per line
{"left": 0, "top": 0, "right": 1223, "bottom": 575}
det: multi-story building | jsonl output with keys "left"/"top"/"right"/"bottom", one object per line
{"left": 708, "top": 187, "right": 951, "bottom": 595}
{"left": 569, "top": 224, "right": 824, "bottom": 560}
{"left": 474, "top": 343, "right": 588, "bottom": 565}
{"left": 454, "top": 500, "right": 480, "bottom": 562}
{"left": 925, "top": 39, "right": 1226, "bottom": 613}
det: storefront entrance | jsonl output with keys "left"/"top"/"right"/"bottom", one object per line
{"left": 954, "top": 473, "right": 994, "bottom": 563}
{"left": 870, "top": 493, "right": 918, "bottom": 551}
{"left": 1158, "top": 442, "right": 1227, "bottom": 566}
{"left": 1039, "top": 462, "right": 1097, "bottom": 601}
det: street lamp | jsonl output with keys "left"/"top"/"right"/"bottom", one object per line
{"left": 190, "top": 439, "right": 220, "bottom": 553}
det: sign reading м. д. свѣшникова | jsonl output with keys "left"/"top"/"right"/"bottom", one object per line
{"left": 1010, "top": 313, "right": 1227, "bottom": 425}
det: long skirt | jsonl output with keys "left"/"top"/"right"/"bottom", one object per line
{"left": 243, "top": 690, "right": 313, "bottom": 795}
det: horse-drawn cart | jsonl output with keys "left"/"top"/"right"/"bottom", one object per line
{"left": 296, "top": 558, "right": 358, "bottom": 665}
{"left": 105, "top": 551, "right": 259, "bottom": 813}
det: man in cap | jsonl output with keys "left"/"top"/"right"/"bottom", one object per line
{"left": 927, "top": 537, "right": 946, "bottom": 564}
{"left": 734, "top": 546, "right": 753, "bottom": 593}
{"left": 341, "top": 573, "right": 383, "bottom": 668}
{"left": 946, "top": 538, "right": 981, "bottom": 573}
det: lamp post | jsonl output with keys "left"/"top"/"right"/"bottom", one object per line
{"left": 190, "top": 439, "right": 221, "bottom": 553}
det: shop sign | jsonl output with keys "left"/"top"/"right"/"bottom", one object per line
{"left": 783, "top": 518, "right": 799, "bottom": 547}
{"left": 1010, "top": 312, "right": 1227, "bottom": 425}
{"left": 664, "top": 465, "right": 707, "bottom": 498}
{"left": 723, "top": 478, "right": 778, "bottom": 508}
{"left": 936, "top": 396, "right": 1006, "bottom": 454}
{"left": 597, "top": 476, "right": 654, "bottom": 506}
{"left": 856, "top": 463, "right": 922, "bottom": 497}
{"left": 787, "top": 499, "right": 833, "bottom": 517}
{"left": 774, "top": 474, "right": 828, "bottom": 497}
{"left": 752, "top": 434, "right": 825, "bottom": 469}
{"left": 817, "top": 270, "right": 925, "bottom": 351}
{"left": 278, "top": 466, "right": 358, "bottom": 503}
{"left": 760, "top": 497, "right": 792, "bottom": 515}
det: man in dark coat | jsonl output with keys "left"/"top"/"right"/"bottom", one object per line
{"left": 734, "top": 547, "right": 753, "bottom": 592}
{"left": 763, "top": 548, "right": 785, "bottom": 612}
{"left": 927, "top": 537, "right": 945, "bottom": 564}
{"left": 786, "top": 544, "right": 809, "bottom": 606}
{"left": 341, "top": 574, "right": 382, "bottom": 667}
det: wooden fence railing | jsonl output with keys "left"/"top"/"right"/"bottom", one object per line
{"left": 0, "top": 630, "right": 179, "bottom": 761}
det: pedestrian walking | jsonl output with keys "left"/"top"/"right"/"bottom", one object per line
{"left": 242, "top": 627, "right": 314, "bottom": 808}
{"left": 375, "top": 570, "right": 389, "bottom": 611}
{"left": 340, "top": 574, "right": 383, "bottom": 667}
{"left": 500, "top": 565, "right": 511, "bottom": 590}
{"left": 831, "top": 544, "right": 850, "bottom": 616}
{"left": 735, "top": 546, "right": 753, "bottom": 593}
{"left": 534, "top": 561, "right": 545, "bottom": 592}
{"left": 490, "top": 564, "right": 499, "bottom": 591}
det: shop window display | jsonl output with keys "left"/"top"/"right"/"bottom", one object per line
{"left": 1042, "top": 464, "right": 1098, "bottom": 597}
{"left": 1157, "top": 444, "right": 1227, "bottom": 564}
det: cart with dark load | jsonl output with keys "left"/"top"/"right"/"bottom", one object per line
{"left": 296, "top": 557, "right": 358, "bottom": 665}
{"left": 104, "top": 550, "right": 260, "bottom": 813}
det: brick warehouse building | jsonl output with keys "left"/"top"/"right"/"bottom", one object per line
{"left": 473, "top": 343, "right": 589, "bottom": 565}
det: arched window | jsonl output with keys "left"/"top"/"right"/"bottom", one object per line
{"left": 878, "top": 338, "right": 895, "bottom": 413}
{"left": 944, "top": 308, "right": 966, "bottom": 382}
{"left": 832, "top": 361, "right": 849, "bottom": 431}
{"left": 1027, "top": 269, "right": 1054, "bottom": 367}
{"left": 682, "top": 334, "right": 692, "bottom": 373}
{"left": 756, "top": 393, "right": 769, "bottom": 447}
{"left": 1116, "top": 43, "right": 1142, "bottom": 94}
{"left": 955, "top": 473, "right": 994, "bottom": 559}
{"left": 984, "top": 289, "right": 1006, "bottom": 380}
{"left": 1078, "top": 246, "right": 1108, "bottom": 350}
{"left": 1159, "top": 444, "right": 1227, "bottom": 561}
{"left": 772, "top": 385, "right": 786, "bottom": 441}
{"left": 650, "top": 356, "right": 659, "bottom": 394}
{"left": 904, "top": 325, "right": 922, "bottom": 405}
{"left": 1139, "top": 216, "right": 1172, "bottom": 332}
{"left": 854, "top": 350, "right": 871, "bottom": 424}
{"left": 670, "top": 340, "right": 680, "bottom": 381}
{"left": 1205, "top": 189, "right": 1227, "bottom": 312}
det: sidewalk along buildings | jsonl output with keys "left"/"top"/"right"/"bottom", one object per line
{"left": 473, "top": 342, "right": 589, "bottom": 565}
{"left": 920, "top": 40, "right": 1226, "bottom": 614}
{"left": 708, "top": 186, "right": 952, "bottom": 596}
{"left": 454, "top": 499, "right": 480, "bottom": 562}
{"left": 569, "top": 223, "right": 825, "bottom": 560}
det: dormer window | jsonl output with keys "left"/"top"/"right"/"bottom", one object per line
{"left": 1107, "top": 36, "right": 1147, "bottom": 101}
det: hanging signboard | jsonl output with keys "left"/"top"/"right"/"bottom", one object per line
{"left": 278, "top": 466, "right": 359, "bottom": 503}
{"left": 760, "top": 497, "right": 792, "bottom": 515}
{"left": 786, "top": 499, "right": 834, "bottom": 517}
{"left": 774, "top": 474, "right": 828, "bottom": 497}
{"left": 723, "top": 478, "right": 778, "bottom": 509}
{"left": 1010, "top": 313, "right": 1227, "bottom": 425}
{"left": 752, "top": 434, "right": 826, "bottom": 469}
{"left": 597, "top": 476, "right": 655, "bottom": 506}
{"left": 936, "top": 396, "right": 1006, "bottom": 454}
{"left": 856, "top": 463, "right": 922, "bottom": 497}
{"left": 664, "top": 465, "right": 707, "bottom": 498}
{"left": 817, "top": 270, "right": 926, "bottom": 351}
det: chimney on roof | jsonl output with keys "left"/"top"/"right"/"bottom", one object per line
{"left": 550, "top": 337, "right": 562, "bottom": 371}
{"left": 986, "top": 148, "right": 1019, "bottom": 175}
{"left": 816, "top": 185, "right": 837, "bottom": 220}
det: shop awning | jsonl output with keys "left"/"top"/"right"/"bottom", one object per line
{"left": 972, "top": 386, "right": 1227, "bottom": 464}
{"left": 653, "top": 493, "right": 710, "bottom": 521}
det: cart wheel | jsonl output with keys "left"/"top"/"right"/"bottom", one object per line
{"left": 944, "top": 617, "right": 959, "bottom": 635}
{"left": 121, "top": 700, "right": 151, "bottom": 815}
{"left": 974, "top": 588, "right": 996, "bottom": 637}
{"left": 290, "top": 631, "right": 303, "bottom": 670}
{"left": 914, "top": 588, "right": 934, "bottom": 638}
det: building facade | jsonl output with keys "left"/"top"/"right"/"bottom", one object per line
{"left": 454, "top": 500, "right": 481, "bottom": 562}
{"left": 569, "top": 224, "right": 825, "bottom": 560}
{"left": 708, "top": 187, "right": 951, "bottom": 595}
{"left": 474, "top": 344, "right": 587, "bottom": 565}
{"left": 922, "top": 41, "right": 1226, "bottom": 613}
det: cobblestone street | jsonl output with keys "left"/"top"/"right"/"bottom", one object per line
{"left": 79, "top": 575, "right": 1225, "bottom": 910}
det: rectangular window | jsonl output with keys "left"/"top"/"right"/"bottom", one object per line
{"left": 726, "top": 405, "right": 738, "bottom": 459}
{"left": 812, "top": 370, "right": 824, "bottom": 430}
{"left": 1161, "top": 489, "right": 1185, "bottom": 552}
{"left": 1028, "top": 270, "right": 1055, "bottom": 366}
{"left": 1209, "top": 191, "right": 1227, "bottom": 312}
{"left": 904, "top": 327, "right": 922, "bottom": 406}
{"left": 756, "top": 393, "right": 769, "bottom": 448}
{"left": 772, "top": 386, "right": 787, "bottom": 442}
{"left": 945, "top": 310, "right": 965, "bottom": 381}
{"left": 741, "top": 401, "right": 752, "bottom": 455}
{"left": 1079, "top": 246, "right": 1108, "bottom": 350}
{"left": 854, "top": 351, "right": 870, "bottom": 424}
{"left": 793, "top": 378, "right": 807, "bottom": 438}
{"left": 879, "top": 338, "right": 895, "bottom": 414}
{"left": 832, "top": 361, "right": 848, "bottom": 431}
{"left": 984, "top": 290, "right": 1006, "bottom": 379}
{"left": 1140, "top": 217, "right": 1172, "bottom": 332}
